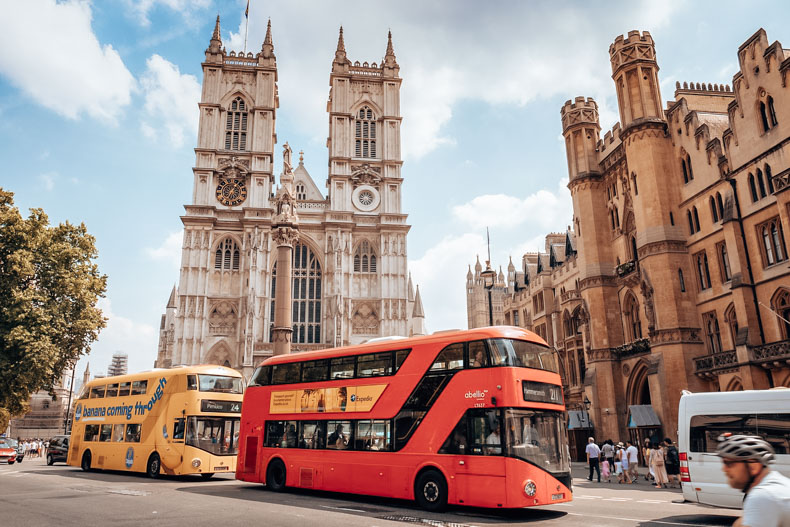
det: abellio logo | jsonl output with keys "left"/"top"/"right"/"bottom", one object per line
{"left": 74, "top": 403, "right": 82, "bottom": 422}
{"left": 125, "top": 447, "right": 134, "bottom": 469}
{"left": 464, "top": 389, "right": 488, "bottom": 400}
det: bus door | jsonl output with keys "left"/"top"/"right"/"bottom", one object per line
{"left": 160, "top": 417, "right": 185, "bottom": 472}
{"left": 448, "top": 410, "right": 505, "bottom": 507}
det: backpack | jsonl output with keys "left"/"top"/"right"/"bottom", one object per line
{"left": 667, "top": 445, "right": 679, "bottom": 465}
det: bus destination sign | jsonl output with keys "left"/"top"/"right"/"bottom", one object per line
{"left": 522, "top": 381, "right": 562, "bottom": 404}
{"left": 201, "top": 399, "right": 242, "bottom": 413}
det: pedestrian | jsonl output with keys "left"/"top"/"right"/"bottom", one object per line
{"left": 626, "top": 439, "right": 640, "bottom": 483}
{"left": 585, "top": 436, "right": 601, "bottom": 483}
{"left": 602, "top": 439, "right": 615, "bottom": 476}
{"left": 601, "top": 456, "right": 611, "bottom": 483}
{"left": 650, "top": 441, "right": 669, "bottom": 488}
{"left": 618, "top": 442, "right": 633, "bottom": 484}
{"left": 664, "top": 438, "right": 681, "bottom": 488}
{"left": 643, "top": 439, "right": 655, "bottom": 481}
{"left": 718, "top": 433, "right": 790, "bottom": 527}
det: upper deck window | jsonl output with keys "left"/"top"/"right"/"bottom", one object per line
{"left": 90, "top": 385, "right": 106, "bottom": 399}
{"left": 487, "top": 338, "right": 558, "bottom": 373}
{"left": 198, "top": 375, "right": 243, "bottom": 394}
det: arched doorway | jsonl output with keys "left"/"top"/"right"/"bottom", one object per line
{"left": 626, "top": 362, "right": 661, "bottom": 460}
{"left": 204, "top": 341, "right": 234, "bottom": 368}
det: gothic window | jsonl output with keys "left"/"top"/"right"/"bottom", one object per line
{"left": 703, "top": 311, "right": 723, "bottom": 354}
{"left": 716, "top": 192, "right": 725, "bottom": 220}
{"left": 270, "top": 243, "right": 322, "bottom": 344}
{"left": 693, "top": 206, "right": 701, "bottom": 232}
{"left": 296, "top": 183, "right": 306, "bottom": 200}
{"left": 695, "top": 251, "right": 712, "bottom": 291}
{"left": 354, "top": 106, "right": 377, "bottom": 159}
{"left": 615, "top": 207, "right": 620, "bottom": 228}
{"left": 710, "top": 197, "right": 719, "bottom": 223}
{"left": 670, "top": 211, "right": 675, "bottom": 225}
{"left": 687, "top": 210, "right": 695, "bottom": 234}
{"left": 624, "top": 293, "right": 642, "bottom": 342}
{"left": 681, "top": 158, "right": 689, "bottom": 184}
{"left": 353, "top": 240, "right": 377, "bottom": 273}
{"left": 773, "top": 289, "right": 790, "bottom": 339}
{"left": 686, "top": 154, "right": 694, "bottom": 180}
{"left": 724, "top": 303, "right": 738, "bottom": 350}
{"left": 759, "top": 217, "right": 787, "bottom": 267}
{"left": 748, "top": 173, "right": 758, "bottom": 202}
{"left": 632, "top": 173, "right": 638, "bottom": 195}
{"left": 225, "top": 97, "right": 248, "bottom": 151}
{"left": 760, "top": 101, "right": 771, "bottom": 132}
{"left": 717, "top": 242, "right": 732, "bottom": 282}
{"left": 757, "top": 169, "right": 767, "bottom": 198}
{"left": 768, "top": 96, "right": 778, "bottom": 127}
{"left": 679, "top": 268, "right": 686, "bottom": 292}
{"left": 214, "top": 238, "right": 240, "bottom": 270}
{"left": 766, "top": 164, "right": 774, "bottom": 194}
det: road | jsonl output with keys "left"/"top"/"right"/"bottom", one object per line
{"left": 0, "top": 457, "right": 739, "bottom": 527}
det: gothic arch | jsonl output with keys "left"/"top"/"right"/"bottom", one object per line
{"left": 771, "top": 287, "right": 790, "bottom": 339}
{"left": 219, "top": 89, "right": 254, "bottom": 109}
{"left": 723, "top": 303, "right": 738, "bottom": 349}
{"left": 351, "top": 302, "right": 379, "bottom": 335}
{"left": 725, "top": 376, "right": 744, "bottom": 392}
{"left": 350, "top": 99, "right": 384, "bottom": 119}
{"left": 777, "top": 372, "right": 790, "bottom": 388}
{"left": 213, "top": 233, "right": 243, "bottom": 251}
{"left": 623, "top": 290, "right": 643, "bottom": 342}
{"left": 203, "top": 340, "right": 234, "bottom": 367}
{"left": 626, "top": 360, "right": 652, "bottom": 406}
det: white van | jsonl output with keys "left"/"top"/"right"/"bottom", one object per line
{"left": 677, "top": 388, "right": 790, "bottom": 508}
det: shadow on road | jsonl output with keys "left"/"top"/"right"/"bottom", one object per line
{"left": 177, "top": 483, "right": 568, "bottom": 524}
{"left": 25, "top": 465, "right": 237, "bottom": 484}
{"left": 637, "top": 514, "right": 738, "bottom": 526}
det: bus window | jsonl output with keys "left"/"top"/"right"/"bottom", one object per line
{"left": 84, "top": 425, "right": 100, "bottom": 442}
{"left": 300, "top": 421, "right": 326, "bottom": 449}
{"left": 187, "top": 375, "right": 198, "bottom": 390}
{"left": 131, "top": 380, "right": 148, "bottom": 395}
{"left": 90, "top": 385, "right": 106, "bottom": 399}
{"left": 327, "top": 421, "right": 352, "bottom": 450}
{"left": 395, "top": 349, "right": 410, "bottom": 371}
{"left": 99, "top": 424, "right": 113, "bottom": 442}
{"left": 504, "top": 409, "right": 569, "bottom": 473}
{"left": 173, "top": 418, "right": 185, "bottom": 440}
{"left": 355, "top": 420, "right": 391, "bottom": 451}
{"left": 330, "top": 356, "right": 355, "bottom": 379}
{"left": 439, "top": 420, "right": 469, "bottom": 455}
{"left": 487, "top": 340, "right": 509, "bottom": 366}
{"left": 468, "top": 409, "right": 501, "bottom": 455}
{"left": 249, "top": 366, "right": 270, "bottom": 386}
{"left": 77, "top": 384, "right": 90, "bottom": 399}
{"left": 126, "top": 424, "right": 141, "bottom": 443}
{"left": 112, "top": 424, "right": 124, "bottom": 442}
{"left": 272, "top": 363, "right": 301, "bottom": 385}
{"left": 430, "top": 343, "right": 464, "bottom": 371}
{"left": 468, "top": 340, "right": 489, "bottom": 368}
{"left": 118, "top": 382, "right": 131, "bottom": 397}
{"left": 198, "top": 375, "right": 243, "bottom": 393}
{"left": 106, "top": 383, "right": 119, "bottom": 397}
{"left": 357, "top": 352, "right": 392, "bottom": 377}
{"left": 301, "top": 360, "right": 329, "bottom": 382}
{"left": 187, "top": 417, "right": 240, "bottom": 454}
{"left": 265, "top": 421, "right": 286, "bottom": 448}
{"left": 488, "top": 338, "right": 559, "bottom": 373}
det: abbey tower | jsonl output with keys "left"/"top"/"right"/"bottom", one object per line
{"left": 156, "top": 18, "right": 425, "bottom": 378}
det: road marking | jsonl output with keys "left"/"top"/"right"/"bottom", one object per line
{"left": 636, "top": 499, "right": 666, "bottom": 503}
{"left": 573, "top": 494, "right": 602, "bottom": 499}
{"left": 567, "top": 511, "right": 735, "bottom": 526}
{"left": 601, "top": 497, "right": 631, "bottom": 501}
{"left": 321, "top": 505, "right": 367, "bottom": 513}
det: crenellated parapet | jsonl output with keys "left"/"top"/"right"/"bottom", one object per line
{"left": 609, "top": 30, "right": 664, "bottom": 133}
{"left": 561, "top": 97, "right": 602, "bottom": 183}
{"left": 609, "top": 30, "right": 656, "bottom": 75}
{"left": 560, "top": 96, "right": 599, "bottom": 133}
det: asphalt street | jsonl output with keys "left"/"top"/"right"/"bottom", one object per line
{"left": 0, "top": 457, "right": 740, "bottom": 527}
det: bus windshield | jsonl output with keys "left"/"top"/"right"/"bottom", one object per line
{"left": 488, "top": 339, "right": 558, "bottom": 373}
{"left": 504, "top": 409, "right": 569, "bottom": 473}
{"left": 186, "top": 416, "right": 240, "bottom": 455}
{"left": 198, "top": 375, "right": 243, "bottom": 394}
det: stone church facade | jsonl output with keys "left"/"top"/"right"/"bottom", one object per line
{"left": 468, "top": 28, "right": 790, "bottom": 458}
{"left": 156, "top": 19, "right": 425, "bottom": 378}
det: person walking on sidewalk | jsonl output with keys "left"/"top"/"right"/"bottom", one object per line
{"left": 664, "top": 438, "right": 681, "bottom": 488}
{"left": 626, "top": 440, "right": 640, "bottom": 483}
{"left": 650, "top": 441, "right": 669, "bottom": 488}
{"left": 602, "top": 439, "right": 615, "bottom": 476}
{"left": 586, "top": 437, "right": 601, "bottom": 482}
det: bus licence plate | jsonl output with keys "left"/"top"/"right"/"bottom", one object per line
{"left": 215, "top": 466, "right": 229, "bottom": 471}
{"left": 551, "top": 493, "right": 564, "bottom": 500}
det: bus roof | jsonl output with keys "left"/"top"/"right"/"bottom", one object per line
{"left": 261, "top": 326, "right": 546, "bottom": 366}
{"left": 83, "top": 364, "right": 242, "bottom": 387}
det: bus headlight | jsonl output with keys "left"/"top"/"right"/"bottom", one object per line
{"left": 524, "top": 480, "right": 537, "bottom": 497}
{"left": 191, "top": 458, "right": 201, "bottom": 468}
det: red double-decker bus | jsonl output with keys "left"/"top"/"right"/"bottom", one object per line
{"left": 236, "top": 327, "right": 571, "bottom": 510}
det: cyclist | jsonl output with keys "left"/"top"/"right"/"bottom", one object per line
{"left": 717, "top": 433, "right": 790, "bottom": 527}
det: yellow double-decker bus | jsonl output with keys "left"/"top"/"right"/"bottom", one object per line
{"left": 68, "top": 365, "right": 243, "bottom": 479}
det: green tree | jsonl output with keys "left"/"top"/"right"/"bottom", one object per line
{"left": 0, "top": 189, "right": 107, "bottom": 424}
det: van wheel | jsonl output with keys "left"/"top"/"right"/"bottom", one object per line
{"left": 81, "top": 451, "right": 91, "bottom": 472}
{"left": 47, "top": 454, "right": 54, "bottom": 466}
{"left": 146, "top": 453, "right": 161, "bottom": 479}
{"left": 265, "top": 458, "right": 286, "bottom": 491}
{"left": 415, "top": 469, "right": 447, "bottom": 512}
{"left": 200, "top": 472, "right": 214, "bottom": 480}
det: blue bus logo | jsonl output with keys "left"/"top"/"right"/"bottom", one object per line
{"left": 350, "top": 394, "right": 357, "bottom": 402}
{"left": 74, "top": 403, "right": 82, "bottom": 421}
{"left": 125, "top": 447, "right": 134, "bottom": 469}
{"left": 162, "top": 425, "right": 168, "bottom": 439}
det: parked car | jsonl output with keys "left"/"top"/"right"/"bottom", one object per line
{"left": 5, "top": 438, "right": 24, "bottom": 463}
{"left": 0, "top": 439, "right": 17, "bottom": 464}
{"left": 47, "top": 435, "right": 70, "bottom": 465}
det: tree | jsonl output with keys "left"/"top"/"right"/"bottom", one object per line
{"left": 0, "top": 189, "right": 107, "bottom": 424}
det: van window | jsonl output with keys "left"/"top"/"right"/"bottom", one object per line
{"left": 690, "top": 413, "right": 790, "bottom": 454}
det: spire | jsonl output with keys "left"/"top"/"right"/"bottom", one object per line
{"left": 466, "top": 264, "right": 473, "bottom": 280}
{"left": 333, "top": 25, "right": 349, "bottom": 70}
{"left": 261, "top": 18, "right": 275, "bottom": 59}
{"left": 474, "top": 254, "right": 482, "bottom": 274}
{"left": 407, "top": 272, "right": 415, "bottom": 302}
{"left": 383, "top": 29, "right": 399, "bottom": 77}
{"left": 508, "top": 255, "right": 515, "bottom": 271}
{"left": 207, "top": 14, "right": 222, "bottom": 54}
{"left": 167, "top": 285, "right": 177, "bottom": 308}
{"left": 337, "top": 26, "right": 346, "bottom": 53}
{"left": 412, "top": 285, "right": 425, "bottom": 318}
{"left": 386, "top": 30, "right": 395, "bottom": 57}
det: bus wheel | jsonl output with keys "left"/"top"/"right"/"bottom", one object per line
{"left": 200, "top": 472, "right": 214, "bottom": 480}
{"left": 81, "top": 451, "right": 92, "bottom": 472}
{"left": 47, "top": 454, "right": 54, "bottom": 466}
{"left": 415, "top": 469, "right": 447, "bottom": 512}
{"left": 265, "top": 458, "right": 286, "bottom": 491}
{"left": 146, "top": 453, "right": 161, "bottom": 479}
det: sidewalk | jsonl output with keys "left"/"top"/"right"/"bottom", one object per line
{"left": 570, "top": 461, "right": 682, "bottom": 492}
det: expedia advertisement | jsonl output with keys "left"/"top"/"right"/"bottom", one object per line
{"left": 74, "top": 377, "right": 168, "bottom": 423}
{"left": 269, "top": 384, "right": 387, "bottom": 414}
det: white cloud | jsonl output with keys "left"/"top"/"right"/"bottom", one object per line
{"left": 0, "top": 0, "right": 135, "bottom": 123}
{"left": 39, "top": 171, "right": 57, "bottom": 191}
{"left": 145, "top": 230, "right": 183, "bottom": 269}
{"left": 139, "top": 54, "right": 200, "bottom": 147}
{"left": 76, "top": 297, "right": 158, "bottom": 380}
{"left": 124, "top": 0, "right": 211, "bottom": 27}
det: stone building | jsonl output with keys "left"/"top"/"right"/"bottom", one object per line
{"left": 468, "top": 28, "right": 790, "bottom": 459}
{"left": 155, "top": 19, "right": 425, "bottom": 378}
{"left": 9, "top": 368, "right": 74, "bottom": 439}
{"left": 465, "top": 256, "right": 507, "bottom": 328}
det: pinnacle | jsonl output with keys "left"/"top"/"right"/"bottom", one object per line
{"left": 337, "top": 26, "right": 346, "bottom": 53}
{"left": 386, "top": 29, "right": 395, "bottom": 56}
{"left": 212, "top": 14, "right": 221, "bottom": 42}
{"left": 264, "top": 18, "right": 273, "bottom": 46}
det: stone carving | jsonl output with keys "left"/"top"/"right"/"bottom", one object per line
{"left": 352, "top": 303, "right": 379, "bottom": 334}
{"left": 218, "top": 156, "right": 250, "bottom": 171}
{"left": 272, "top": 225, "right": 299, "bottom": 246}
{"left": 640, "top": 269, "right": 656, "bottom": 334}
{"left": 209, "top": 302, "right": 237, "bottom": 335}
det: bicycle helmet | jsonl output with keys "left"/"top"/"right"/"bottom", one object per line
{"left": 716, "top": 434, "right": 775, "bottom": 466}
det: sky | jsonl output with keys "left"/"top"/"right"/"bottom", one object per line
{"left": 0, "top": 0, "right": 788, "bottom": 381}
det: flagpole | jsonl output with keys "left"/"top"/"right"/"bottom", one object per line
{"left": 243, "top": 0, "right": 250, "bottom": 53}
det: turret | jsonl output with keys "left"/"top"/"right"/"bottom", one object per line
{"left": 467, "top": 265, "right": 473, "bottom": 282}
{"left": 609, "top": 30, "right": 664, "bottom": 131}
{"left": 560, "top": 97, "right": 601, "bottom": 182}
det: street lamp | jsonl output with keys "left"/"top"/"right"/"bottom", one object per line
{"left": 582, "top": 394, "right": 591, "bottom": 430}
{"left": 480, "top": 261, "right": 496, "bottom": 326}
